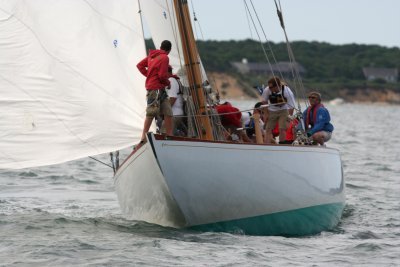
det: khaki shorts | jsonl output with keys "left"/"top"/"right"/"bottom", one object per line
{"left": 266, "top": 109, "right": 289, "bottom": 131}
{"left": 145, "top": 89, "right": 173, "bottom": 118}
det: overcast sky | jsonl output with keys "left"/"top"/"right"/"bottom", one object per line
{"left": 185, "top": 0, "right": 400, "bottom": 48}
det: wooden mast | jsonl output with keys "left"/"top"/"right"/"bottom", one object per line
{"left": 173, "top": 0, "right": 214, "bottom": 140}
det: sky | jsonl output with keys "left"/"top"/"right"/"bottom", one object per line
{"left": 186, "top": 0, "right": 400, "bottom": 48}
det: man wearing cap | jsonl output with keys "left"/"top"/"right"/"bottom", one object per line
{"left": 303, "top": 91, "right": 334, "bottom": 145}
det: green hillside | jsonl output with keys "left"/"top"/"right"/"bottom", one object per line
{"left": 198, "top": 40, "right": 400, "bottom": 97}
{"left": 146, "top": 39, "right": 400, "bottom": 99}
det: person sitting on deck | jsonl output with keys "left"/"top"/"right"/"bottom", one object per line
{"left": 284, "top": 118, "right": 300, "bottom": 144}
{"left": 242, "top": 102, "right": 265, "bottom": 142}
{"left": 303, "top": 91, "right": 334, "bottom": 146}
{"left": 215, "top": 102, "right": 247, "bottom": 142}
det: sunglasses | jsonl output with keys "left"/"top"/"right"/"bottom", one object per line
{"left": 308, "top": 96, "right": 317, "bottom": 99}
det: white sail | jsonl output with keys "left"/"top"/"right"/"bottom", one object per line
{"left": 0, "top": 0, "right": 147, "bottom": 169}
{"left": 140, "top": 0, "right": 208, "bottom": 84}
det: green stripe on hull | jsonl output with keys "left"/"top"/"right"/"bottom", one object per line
{"left": 190, "top": 203, "right": 345, "bottom": 236}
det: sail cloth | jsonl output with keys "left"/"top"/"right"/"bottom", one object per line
{"left": 0, "top": 0, "right": 147, "bottom": 169}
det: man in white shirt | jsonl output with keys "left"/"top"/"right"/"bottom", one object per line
{"left": 261, "top": 76, "right": 296, "bottom": 144}
{"left": 166, "top": 66, "right": 186, "bottom": 136}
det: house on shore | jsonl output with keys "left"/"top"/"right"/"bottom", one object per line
{"left": 231, "top": 59, "right": 306, "bottom": 79}
{"left": 362, "top": 67, "right": 398, "bottom": 83}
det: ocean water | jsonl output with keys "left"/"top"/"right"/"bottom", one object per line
{"left": 1, "top": 103, "right": 399, "bottom": 266}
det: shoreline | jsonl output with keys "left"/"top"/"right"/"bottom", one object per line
{"left": 208, "top": 72, "right": 400, "bottom": 104}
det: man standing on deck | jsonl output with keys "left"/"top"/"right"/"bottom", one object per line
{"left": 261, "top": 76, "right": 296, "bottom": 144}
{"left": 137, "top": 40, "right": 173, "bottom": 142}
{"left": 166, "top": 65, "right": 187, "bottom": 136}
{"left": 303, "top": 91, "right": 334, "bottom": 146}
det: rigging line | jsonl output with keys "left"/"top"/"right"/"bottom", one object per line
{"left": 177, "top": 3, "right": 210, "bottom": 122}
{"left": 184, "top": 83, "right": 210, "bottom": 134}
{"left": 183, "top": 89, "right": 201, "bottom": 138}
{"left": 165, "top": 0, "right": 185, "bottom": 72}
{"left": 89, "top": 156, "right": 113, "bottom": 169}
{"left": 0, "top": 6, "right": 140, "bottom": 118}
{"left": 188, "top": 23, "right": 214, "bottom": 91}
{"left": 137, "top": 0, "right": 146, "bottom": 44}
{"left": 186, "top": 96, "right": 201, "bottom": 137}
{"left": 243, "top": 1, "right": 277, "bottom": 78}
{"left": 190, "top": 19, "right": 216, "bottom": 95}
{"left": 191, "top": 98, "right": 202, "bottom": 137}
{"left": 190, "top": 0, "right": 205, "bottom": 40}
{"left": 273, "top": 0, "right": 285, "bottom": 30}
{"left": 189, "top": 0, "right": 199, "bottom": 39}
{"left": 273, "top": 0, "right": 301, "bottom": 88}
{"left": 243, "top": 0, "right": 254, "bottom": 40}
{"left": 191, "top": 7, "right": 206, "bottom": 98}
{"left": 181, "top": 1, "right": 208, "bottom": 93}
{"left": 185, "top": 0, "right": 217, "bottom": 104}
{"left": 247, "top": 0, "right": 284, "bottom": 79}
{"left": 191, "top": 90, "right": 204, "bottom": 137}
{"left": 191, "top": 8, "right": 199, "bottom": 39}
{"left": 109, "top": 152, "right": 116, "bottom": 174}
{"left": 273, "top": 0, "right": 306, "bottom": 110}
{"left": 173, "top": 1, "right": 218, "bottom": 137}
{"left": 273, "top": 0, "right": 305, "bottom": 98}
{"left": 250, "top": 0, "right": 305, "bottom": 111}
{"left": 170, "top": 1, "right": 200, "bottom": 126}
{"left": 195, "top": 14, "right": 205, "bottom": 41}
{"left": 209, "top": 75, "right": 221, "bottom": 101}
{"left": 173, "top": 102, "right": 299, "bottom": 118}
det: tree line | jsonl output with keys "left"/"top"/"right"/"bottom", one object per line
{"left": 146, "top": 39, "right": 400, "bottom": 97}
{"left": 197, "top": 39, "right": 399, "bottom": 81}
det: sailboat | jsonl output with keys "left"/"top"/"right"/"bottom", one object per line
{"left": 0, "top": 0, "right": 345, "bottom": 236}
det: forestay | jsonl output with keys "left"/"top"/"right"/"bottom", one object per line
{"left": 0, "top": 0, "right": 147, "bottom": 169}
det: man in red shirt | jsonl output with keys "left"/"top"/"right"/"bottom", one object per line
{"left": 215, "top": 102, "right": 242, "bottom": 130}
{"left": 137, "top": 40, "right": 173, "bottom": 142}
{"left": 215, "top": 102, "right": 244, "bottom": 141}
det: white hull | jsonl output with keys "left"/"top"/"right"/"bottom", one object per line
{"left": 114, "top": 142, "right": 186, "bottom": 228}
{"left": 114, "top": 133, "right": 345, "bottom": 234}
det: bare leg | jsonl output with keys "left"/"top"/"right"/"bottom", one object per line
{"left": 312, "top": 132, "right": 325, "bottom": 145}
{"left": 141, "top": 116, "right": 154, "bottom": 142}
{"left": 164, "top": 115, "right": 173, "bottom": 136}
{"left": 265, "top": 131, "right": 273, "bottom": 144}
{"left": 278, "top": 128, "right": 286, "bottom": 143}
{"left": 241, "top": 131, "right": 252, "bottom": 143}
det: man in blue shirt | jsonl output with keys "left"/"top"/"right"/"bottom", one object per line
{"left": 303, "top": 92, "right": 334, "bottom": 145}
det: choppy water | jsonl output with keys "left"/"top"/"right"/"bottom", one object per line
{"left": 1, "top": 103, "right": 399, "bottom": 266}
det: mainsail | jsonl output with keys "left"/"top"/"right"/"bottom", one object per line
{"left": 0, "top": 0, "right": 147, "bottom": 169}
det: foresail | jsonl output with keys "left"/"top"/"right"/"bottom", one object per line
{"left": 140, "top": 0, "right": 208, "bottom": 85}
{"left": 0, "top": 0, "right": 147, "bottom": 169}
